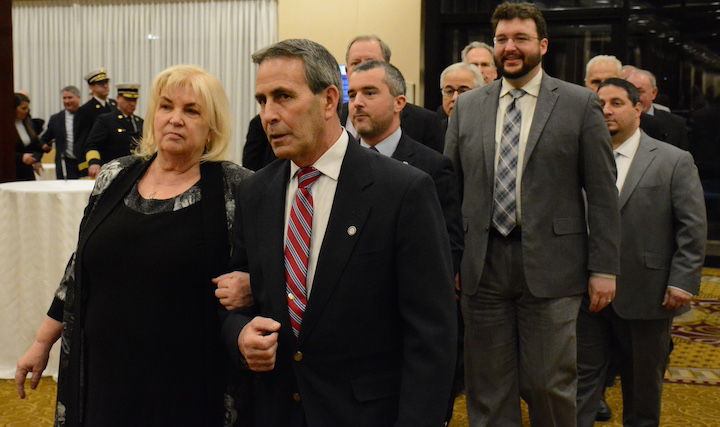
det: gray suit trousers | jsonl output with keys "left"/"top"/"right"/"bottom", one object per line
{"left": 576, "top": 299, "right": 672, "bottom": 427}
{"left": 462, "top": 232, "right": 582, "bottom": 427}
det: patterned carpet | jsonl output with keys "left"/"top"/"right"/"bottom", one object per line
{"left": 2, "top": 271, "right": 720, "bottom": 426}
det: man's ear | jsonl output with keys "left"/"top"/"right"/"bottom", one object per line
{"left": 323, "top": 85, "right": 341, "bottom": 120}
{"left": 394, "top": 95, "right": 407, "bottom": 113}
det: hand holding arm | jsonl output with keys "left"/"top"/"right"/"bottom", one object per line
{"left": 15, "top": 316, "right": 63, "bottom": 398}
{"left": 238, "top": 316, "right": 280, "bottom": 372}
{"left": 213, "top": 271, "right": 253, "bottom": 311}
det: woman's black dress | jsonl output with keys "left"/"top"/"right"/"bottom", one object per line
{"left": 82, "top": 181, "right": 225, "bottom": 426}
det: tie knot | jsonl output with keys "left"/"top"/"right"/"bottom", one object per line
{"left": 297, "top": 167, "right": 321, "bottom": 190}
{"left": 509, "top": 89, "right": 526, "bottom": 100}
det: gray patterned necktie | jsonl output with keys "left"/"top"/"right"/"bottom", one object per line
{"left": 492, "top": 88, "right": 526, "bottom": 235}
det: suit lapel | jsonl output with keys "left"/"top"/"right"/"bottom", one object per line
{"left": 299, "top": 141, "right": 372, "bottom": 343}
{"left": 391, "top": 133, "right": 415, "bottom": 164}
{"left": 480, "top": 82, "right": 501, "bottom": 180}
{"left": 257, "top": 162, "right": 293, "bottom": 324}
{"left": 619, "top": 134, "right": 657, "bottom": 209}
{"left": 522, "top": 74, "right": 558, "bottom": 173}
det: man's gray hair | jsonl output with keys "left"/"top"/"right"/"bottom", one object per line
{"left": 628, "top": 68, "right": 658, "bottom": 89}
{"left": 252, "top": 39, "right": 342, "bottom": 114}
{"left": 440, "top": 62, "right": 484, "bottom": 89}
{"left": 353, "top": 60, "right": 406, "bottom": 97}
{"left": 460, "top": 41, "right": 494, "bottom": 65}
{"left": 61, "top": 85, "right": 81, "bottom": 97}
{"left": 585, "top": 55, "right": 622, "bottom": 80}
{"left": 345, "top": 35, "right": 392, "bottom": 63}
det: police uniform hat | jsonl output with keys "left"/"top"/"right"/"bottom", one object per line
{"left": 117, "top": 83, "right": 140, "bottom": 100}
{"left": 84, "top": 68, "right": 110, "bottom": 85}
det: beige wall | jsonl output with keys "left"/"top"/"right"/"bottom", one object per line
{"left": 277, "top": 0, "right": 424, "bottom": 104}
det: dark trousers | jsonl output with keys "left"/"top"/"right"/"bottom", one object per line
{"left": 55, "top": 156, "right": 80, "bottom": 179}
{"left": 576, "top": 299, "right": 672, "bottom": 427}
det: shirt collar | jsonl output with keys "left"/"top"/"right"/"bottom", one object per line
{"left": 500, "top": 68, "right": 543, "bottom": 99}
{"left": 93, "top": 96, "right": 107, "bottom": 107}
{"left": 647, "top": 104, "right": 655, "bottom": 116}
{"left": 359, "top": 127, "right": 402, "bottom": 157}
{"left": 289, "top": 130, "right": 348, "bottom": 182}
{"left": 614, "top": 128, "right": 641, "bottom": 159}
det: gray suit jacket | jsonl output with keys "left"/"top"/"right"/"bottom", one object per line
{"left": 612, "top": 132, "right": 706, "bottom": 319}
{"left": 444, "top": 72, "right": 621, "bottom": 298}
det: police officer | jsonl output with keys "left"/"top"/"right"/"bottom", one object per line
{"left": 84, "top": 83, "right": 143, "bottom": 178}
{"left": 75, "top": 68, "right": 118, "bottom": 174}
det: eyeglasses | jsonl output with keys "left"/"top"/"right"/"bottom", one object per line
{"left": 493, "top": 35, "right": 539, "bottom": 46}
{"left": 441, "top": 86, "right": 473, "bottom": 97}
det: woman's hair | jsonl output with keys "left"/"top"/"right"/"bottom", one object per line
{"left": 14, "top": 92, "right": 38, "bottom": 140}
{"left": 136, "top": 65, "right": 232, "bottom": 162}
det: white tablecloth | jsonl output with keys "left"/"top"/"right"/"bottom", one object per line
{"left": 35, "top": 164, "right": 57, "bottom": 181}
{"left": 0, "top": 180, "right": 95, "bottom": 379}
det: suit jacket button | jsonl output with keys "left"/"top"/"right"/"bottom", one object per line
{"left": 292, "top": 392, "right": 301, "bottom": 403}
{"left": 293, "top": 351, "right": 303, "bottom": 362}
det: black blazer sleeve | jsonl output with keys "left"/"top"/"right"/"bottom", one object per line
{"left": 242, "top": 115, "right": 276, "bottom": 171}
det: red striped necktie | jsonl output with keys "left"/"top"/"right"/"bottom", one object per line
{"left": 285, "top": 166, "right": 322, "bottom": 337}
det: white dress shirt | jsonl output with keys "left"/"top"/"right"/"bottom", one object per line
{"left": 359, "top": 127, "right": 402, "bottom": 157}
{"left": 16, "top": 120, "right": 31, "bottom": 146}
{"left": 613, "top": 128, "right": 641, "bottom": 192}
{"left": 284, "top": 130, "right": 348, "bottom": 295}
{"left": 64, "top": 110, "right": 76, "bottom": 159}
{"left": 94, "top": 96, "right": 107, "bottom": 107}
{"left": 494, "top": 69, "right": 543, "bottom": 224}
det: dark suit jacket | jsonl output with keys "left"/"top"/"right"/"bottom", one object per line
{"left": 391, "top": 132, "right": 463, "bottom": 272}
{"left": 84, "top": 111, "right": 144, "bottom": 166}
{"left": 224, "top": 136, "right": 457, "bottom": 427}
{"left": 74, "top": 97, "right": 117, "bottom": 165}
{"left": 652, "top": 109, "right": 690, "bottom": 151}
{"left": 612, "top": 132, "right": 706, "bottom": 319}
{"left": 341, "top": 102, "right": 445, "bottom": 153}
{"left": 14, "top": 120, "right": 43, "bottom": 181}
{"left": 42, "top": 109, "right": 81, "bottom": 175}
{"left": 445, "top": 73, "right": 621, "bottom": 298}
{"left": 242, "top": 114, "right": 276, "bottom": 171}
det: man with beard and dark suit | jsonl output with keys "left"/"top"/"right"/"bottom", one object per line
{"left": 576, "top": 78, "right": 706, "bottom": 427}
{"left": 348, "top": 60, "right": 463, "bottom": 273}
{"left": 84, "top": 84, "right": 143, "bottom": 178}
{"left": 627, "top": 69, "right": 689, "bottom": 151}
{"left": 348, "top": 59, "right": 464, "bottom": 423}
{"left": 444, "top": 3, "right": 621, "bottom": 426}
{"left": 223, "top": 39, "right": 456, "bottom": 427}
{"left": 41, "top": 85, "right": 82, "bottom": 179}
{"left": 241, "top": 35, "right": 444, "bottom": 171}
{"left": 75, "top": 68, "right": 118, "bottom": 174}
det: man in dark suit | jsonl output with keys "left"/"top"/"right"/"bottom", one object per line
{"left": 41, "top": 86, "right": 82, "bottom": 179}
{"left": 84, "top": 84, "right": 143, "bottom": 178}
{"left": 627, "top": 69, "right": 689, "bottom": 151}
{"left": 75, "top": 68, "right": 118, "bottom": 174}
{"left": 444, "top": 3, "right": 621, "bottom": 425}
{"left": 224, "top": 39, "right": 457, "bottom": 427}
{"left": 576, "top": 78, "right": 706, "bottom": 427}
{"left": 348, "top": 59, "right": 463, "bottom": 273}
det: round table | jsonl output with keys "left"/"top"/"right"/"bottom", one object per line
{"left": 0, "top": 180, "right": 95, "bottom": 379}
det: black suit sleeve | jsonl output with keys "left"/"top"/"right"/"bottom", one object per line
{"left": 40, "top": 115, "right": 57, "bottom": 146}
{"left": 84, "top": 115, "right": 111, "bottom": 166}
{"left": 432, "top": 156, "right": 464, "bottom": 273}
{"left": 242, "top": 115, "right": 276, "bottom": 171}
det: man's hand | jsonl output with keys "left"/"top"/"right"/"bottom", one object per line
{"left": 238, "top": 316, "right": 281, "bottom": 372}
{"left": 88, "top": 164, "right": 101, "bottom": 178}
{"left": 22, "top": 154, "right": 35, "bottom": 165}
{"left": 213, "top": 271, "right": 253, "bottom": 310}
{"left": 662, "top": 288, "right": 692, "bottom": 311}
{"left": 588, "top": 275, "right": 616, "bottom": 313}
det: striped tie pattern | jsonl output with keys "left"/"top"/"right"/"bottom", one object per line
{"left": 492, "top": 88, "right": 526, "bottom": 236}
{"left": 285, "top": 167, "right": 322, "bottom": 337}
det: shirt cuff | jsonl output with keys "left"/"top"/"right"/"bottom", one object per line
{"left": 591, "top": 272, "right": 616, "bottom": 280}
{"left": 667, "top": 286, "right": 693, "bottom": 297}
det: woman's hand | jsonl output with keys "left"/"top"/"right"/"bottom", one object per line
{"left": 15, "top": 317, "right": 63, "bottom": 399}
{"left": 213, "top": 271, "right": 253, "bottom": 310}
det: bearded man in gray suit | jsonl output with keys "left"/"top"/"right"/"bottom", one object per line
{"left": 576, "top": 78, "right": 706, "bottom": 427}
{"left": 444, "top": 3, "right": 621, "bottom": 426}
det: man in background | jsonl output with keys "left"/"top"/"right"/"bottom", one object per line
{"left": 75, "top": 68, "right": 117, "bottom": 174}
{"left": 461, "top": 41, "right": 498, "bottom": 84}
{"left": 41, "top": 86, "right": 82, "bottom": 179}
